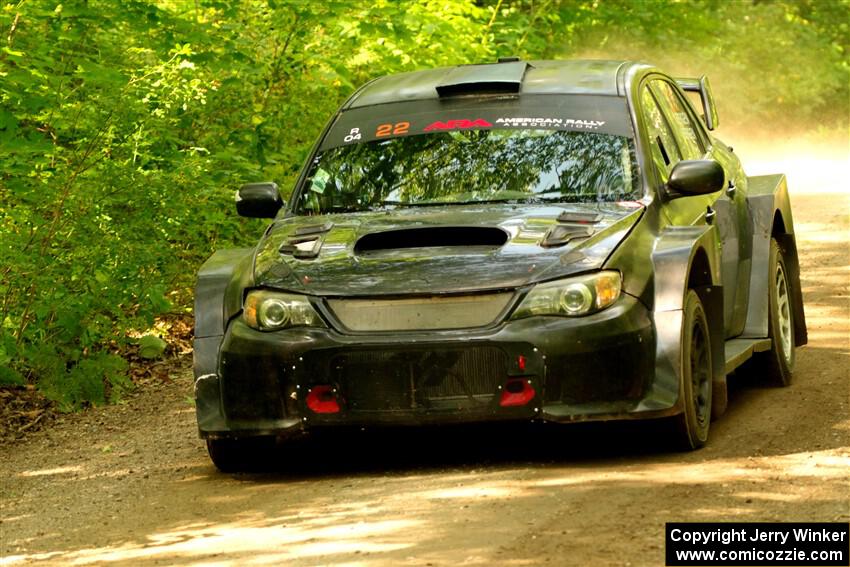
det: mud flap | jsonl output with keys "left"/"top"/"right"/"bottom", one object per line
{"left": 695, "top": 285, "right": 727, "bottom": 419}
{"left": 195, "top": 372, "right": 227, "bottom": 434}
{"left": 775, "top": 232, "right": 807, "bottom": 347}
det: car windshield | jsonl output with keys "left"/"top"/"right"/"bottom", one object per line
{"left": 296, "top": 129, "right": 640, "bottom": 214}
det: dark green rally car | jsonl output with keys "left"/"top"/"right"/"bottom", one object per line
{"left": 193, "top": 59, "right": 806, "bottom": 471}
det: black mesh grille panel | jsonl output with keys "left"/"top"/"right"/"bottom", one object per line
{"left": 543, "top": 343, "right": 651, "bottom": 404}
{"left": 219, "top": 356, "right": 285, "bottom": 420}
{"left": 326, "top": 347, "right": 508, "bottom": 412}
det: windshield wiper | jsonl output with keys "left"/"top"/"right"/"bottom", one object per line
{"left": 378, "top": 200, "right": 463, "bottom": 208}
{"left": 318, "top": 205, "right": 364, "bottom": 214}
{"left": 523, "top": 190, "right": 599, "bottom": 203}
{"left": 380, "top": 197, "right": 596, "bottom": 208}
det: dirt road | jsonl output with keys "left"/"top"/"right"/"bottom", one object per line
{"left": 2, "top": 144, "right": 848, "bottom": 566}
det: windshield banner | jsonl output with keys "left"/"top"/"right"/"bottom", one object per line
{"left": 320, "top": 95, "right": 634, "bottom": 150}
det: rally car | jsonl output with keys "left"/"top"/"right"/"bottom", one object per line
{"left": 193, "top": 59, "right": 806, "bottom": 471}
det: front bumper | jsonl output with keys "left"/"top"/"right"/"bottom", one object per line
{"left": 195, "top": 295, "right": 679, "bottom": 438}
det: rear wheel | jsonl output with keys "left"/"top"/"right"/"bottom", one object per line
{"left": 748, "top": 238, "right": 796, "bottom": 386}
{"left": 206, "top": 436, "right": 276, "bottom": 472}
{"left": 671, "top": 289, "right": 713, "bottom": 450}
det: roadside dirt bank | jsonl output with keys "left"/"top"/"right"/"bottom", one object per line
{"left": 1, "top": 150, "right": 848, "bottom": 566}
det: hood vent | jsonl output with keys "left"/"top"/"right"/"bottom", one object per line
{"left": 557, "top": 211, "right": 602, "bottom": 224}
{"left": 355, "top": 226, "right": 508, "bottom": 254}
{"left": 540, "top": 225, "right": 594, "bottom": 248}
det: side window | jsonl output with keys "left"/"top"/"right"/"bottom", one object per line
{"left": 651, "top": 80, "right": 706, "bottom": 159}
{"left": 641, "top": 86, "right": 681, "bottom": 182}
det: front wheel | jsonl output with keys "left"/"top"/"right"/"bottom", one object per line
{"left": 748, "top": 238, "right": 796, "bottom": 386}
{"left": 206, "top": 436, "right": 276, "bottom": 473}
{"left": 671, "top": 289, "right": 713, "bottom": 450}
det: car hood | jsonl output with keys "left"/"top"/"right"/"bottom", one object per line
{"left": 253, "top": 203, "right": 644, "bottom": 296}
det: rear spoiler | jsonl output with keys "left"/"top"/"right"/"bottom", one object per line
{"left": 675, "top": 75, "right": 719, "bottom": 131}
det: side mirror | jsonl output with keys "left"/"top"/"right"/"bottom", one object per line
{"left": 667, "top": 160, "right": 725, "bottom": 197}
{"left": 235, "top": 182, "right": 283, "bottom": 218}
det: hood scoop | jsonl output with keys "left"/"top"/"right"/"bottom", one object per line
{"left": 355, "top": 226, "right": 509, "bottom": 254}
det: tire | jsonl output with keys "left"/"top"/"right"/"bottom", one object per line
{"left": 748, "top": 238, "right": 796, "bottom": 386}
{"left": 671, "top": 289, "right": 713, "bottom": 450}
{"left": 206, "top": 436, "right": 275, "bottom": 473}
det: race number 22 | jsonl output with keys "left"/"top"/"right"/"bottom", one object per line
{"left": 376, "top": 122, "right": 410, "bottom": 137}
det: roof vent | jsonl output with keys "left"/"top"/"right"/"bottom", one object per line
{"left": 497, "top": 56, "right": 521, "bottom": 63}
{"left": 435, "top": 61, "right": 528, "bottom": 97}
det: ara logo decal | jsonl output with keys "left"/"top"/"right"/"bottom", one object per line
{"left": 423, "top": 119, "right": 493, "bottom": 132}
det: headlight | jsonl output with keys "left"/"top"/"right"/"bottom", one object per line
{"left": 243, "top": 290, "right": 326, "bottom": 331}
{"left": 511, "top": 271, "right": 622, "bottom": 319}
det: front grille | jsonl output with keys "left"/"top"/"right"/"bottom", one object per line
{"left": 326, "top": 293, "right": 514, "bottom": 332}
{"left": 325, "top": 347, "right": 508, "bottom": 411}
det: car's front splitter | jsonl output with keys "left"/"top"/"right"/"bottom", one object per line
{"left": 195, "top": 294, "right": 680, "bottom": 439}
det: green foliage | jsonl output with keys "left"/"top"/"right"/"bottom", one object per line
{"left": 0, "top": 0, "right": 846, "bottom": 408}
{"left": 533, "top": 0, "right": 850, "bottom": 131}
{"left": 138, "top": 335, "right": 167, "bottom": 360}
{"left": 37, "top": 352, "right": 129, "bottom": 411}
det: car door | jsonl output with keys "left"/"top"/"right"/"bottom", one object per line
{"left": 651, "top": 79, "right": 754, "bottom": 337}
{"left": 640, "top": 78, "right": 741, "bottom": 336}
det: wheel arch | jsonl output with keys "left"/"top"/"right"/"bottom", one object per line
{"left": 687, "top": 247, "right": 713, "bottom": 290}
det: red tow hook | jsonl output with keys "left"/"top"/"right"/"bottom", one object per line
{"left": 500, "top": 378, "right": 536, "bottom": 407}
{"left": 306, "top": 385, "right": 341, "bottom": 414}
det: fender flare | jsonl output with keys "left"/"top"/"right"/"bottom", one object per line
{"left": 743, "top": 174, "right": 807, "bottom": 345}
{"left": 194, "top": 248, "right": 254, "bottom": 378}
{"left": 650, "top": 225, "right": 725, "bottom": 414}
